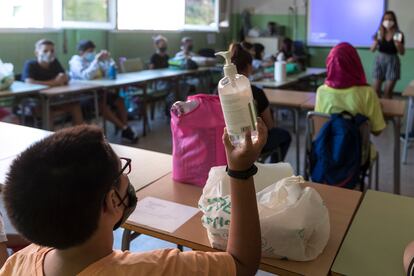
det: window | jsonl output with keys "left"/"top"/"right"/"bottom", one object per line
{"left": 185, "top": 0, "right": 218, "bottom": 30}
{"left": 63, "top": 0, "right": 108, "bottom": 22}
{"left": 118, "top": 0, "right": 226, "bottom": 31}
{"left": 0, "top": 0, "right": 229, "bottom": 31}
{"left": 58, "top": 0, "right": 115, "bottom": 29}
{"left": 0, "top": 0, "right": 47, "bottom": 28}
{"left": 117, "top": 0, "right": 184, "bottom": 31}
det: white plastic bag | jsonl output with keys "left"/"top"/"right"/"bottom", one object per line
{"left": 0, "top": 60, "right": 14, "bottom": 91}
{"left": 198, "top": 163, "right": 330, "bottom": 261}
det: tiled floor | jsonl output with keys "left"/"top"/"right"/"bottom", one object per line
{"left": 107, "top": 101, "right": 414, "bottom": 276}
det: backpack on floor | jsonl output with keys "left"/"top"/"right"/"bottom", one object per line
{"left": 310, "top": 112, "right": 368, "bottom": 189}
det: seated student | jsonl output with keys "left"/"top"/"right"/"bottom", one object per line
{"left": 22, "top": 39, "right": 83, "bottom": 127}
{"left": 252, "top": 43, "right": 273, "bottom": 71}
{"left": 175, "top": 37, "right": 197, "bottom": 59}
{"left": 149, "top": 35, "right": 169, "bottom": 69}
{"left": 175, "top": 37, "right": 199, "bottom": 96}
{"left": 315, "top": 42, "right": 386, "bottom": 137}
{"left": 276, "top": 38, "right": 296, "bottom": 63}
{"left": 69, "top": 40, "right": 138, "bottom": 143}
{"left": 230, "top": 43, "right": 292, "bottom": 163}
{"left": 1, "top": 122, "right": 266, "bottom": 275}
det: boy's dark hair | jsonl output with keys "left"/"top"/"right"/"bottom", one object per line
{"left": 77, "top": 40, "right": 96, "bottom": 52}
{"left": 4, "top": 125, "right": 119, "bottom": 250}
{"left": 35, "top": 39, "right": 54, "bottom": 50}
{"left": 253, "top": 43, "right": 265, "bottom": 60}
{"left": 229, "top": 43, "right": 253, "bottom": 73}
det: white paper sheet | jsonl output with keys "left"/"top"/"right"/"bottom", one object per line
{"left": 127, "top": 197, "right": 200, "bottom": 233}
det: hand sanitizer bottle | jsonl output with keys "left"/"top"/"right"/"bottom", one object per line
{"left": 216, "top": 50, "right": 258, "bottom": 147}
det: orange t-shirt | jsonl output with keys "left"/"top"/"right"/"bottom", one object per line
{"left": 0, "top": 244, "right": 236, "bottom": 276}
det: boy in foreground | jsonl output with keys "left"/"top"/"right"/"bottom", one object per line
{"left": 0, "top": 119, "right": 267, "bottom": 275}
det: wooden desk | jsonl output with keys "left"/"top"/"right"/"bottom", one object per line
{"left": 0, "top": 122, "right": 51, "bottom": 160}
{"left": 264, "top": 89, "right": 315, "bottom": 174}
{"left": 0, "top": 81, "right": 48, "bottom": 98}
{"left": 40, "top": 82, "right": 103, "bottom": 130}
{"left": 253, "top": 68, "right": 327, "bottom": 89}
{"left": 110, "top": 144, "right": 172, "bottom": 191}
{"left": 74, "top": 67, "right": 212, "bottom": 136}
{"left": 123, "top": 173, "right": 362, "bottom": 276}
{"left": 301, "top": 97, "right": 405, "bottom": 194}
{"left": 0, "top": 123, "right": 172, "bottom": 190}
{"left": 402, "top": 84, "right": 414, "bottom": 163}
{"left": 332, "top": 190, "right": 414, "bottom": 276}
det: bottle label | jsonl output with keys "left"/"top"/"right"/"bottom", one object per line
{"left": 220, "top": 93, "right": 257, "bottom": 135}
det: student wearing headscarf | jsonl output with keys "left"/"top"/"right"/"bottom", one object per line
{"left": 315, "top": 42, "right": 386, "bottom": 136}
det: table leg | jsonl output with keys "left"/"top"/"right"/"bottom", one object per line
{"left": 175, "top": 78, "right": 180, "bottom": 101}
{"left": 403, "top": 96, "right": 414, "bottom": 164}
{"left": 121, "top": 229, "right": 141, "bottom": 251}
{"left": 394, "top": 117, "right": 401, "bottom": 194}
{"left": 142, "top": 83, "right": 148, "bottom": 137}
{"left": 102, "top": 90, "right": 107, "bottom": 135}
{"left": 93, "top": 90, "right": 99, "bottom": 124}
{"left": 41, "top": 96, "right": 50, "bottom": 130}
{"left": 294, "top": 109, "right": 300, "bottom": 175}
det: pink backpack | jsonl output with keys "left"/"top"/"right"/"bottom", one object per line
{"left": 171, "top": 94, "right": 227, "bottom": 187}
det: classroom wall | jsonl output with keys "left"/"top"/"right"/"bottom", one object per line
{"left": 231, "top": 0, "right": 414, "bottom": 93}
{"left": 0, "top": 29, "right": 230, "bottom": 75}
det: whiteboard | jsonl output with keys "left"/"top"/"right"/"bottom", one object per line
{"left": 389, "top": 0, "right": 414, "bottom": 48}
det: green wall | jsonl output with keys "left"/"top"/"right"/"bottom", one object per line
{"left": 0, "top": 29, "right": 230, "bottom": 75}
{"left": 231, "top": 13, "right": 414, "bottom": 93}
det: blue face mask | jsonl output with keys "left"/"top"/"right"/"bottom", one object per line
{"left": 84, "top": 52, "right": 96, "bottom": 62}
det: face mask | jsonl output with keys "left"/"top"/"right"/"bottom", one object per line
{"left": 383, "top": 20, "right": 394, "bottom": 29}
{"left": 113, "top": 182, "right": 138, "bottom": 230}
{"left": 159, "top": 47, "right": 167, "bottom": 53}
{"left": 38, "top": 53, "right": 55, "bottom": 64}
{"left": 84, "top": 52, "right": 96, "bottom": 62}
{"left": 187, "top": 45, "right": 193, "bottom": 52}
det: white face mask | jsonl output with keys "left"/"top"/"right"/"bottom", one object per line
{"left": 383, "top": 20, "right": 394, "bottom": 29}
{"left": 38, "top": 53, "right": 55, "bottom": 64}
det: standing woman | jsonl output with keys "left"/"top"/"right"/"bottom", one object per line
{"left": 371, "top": 11, "right": 405, "bottom": 99}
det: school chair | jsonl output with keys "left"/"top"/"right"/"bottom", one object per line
{"left": 402, "top": 83, "right": 414, "bottom": 164}
{"left": 258, "top": 147, "right": 282, "bottom": 163}
{"left": 198, "top": 48, "right": 216, "bottom": 58}
{"left": 119, "top": 57, "right": 170, "bottom": 121}
{"left": 304, "top": 112, "right": 380, "bottom": 191}
{"left": 119, "top": 57, "right": 144, "bottom": 73}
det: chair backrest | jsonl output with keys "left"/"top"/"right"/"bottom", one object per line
{"left": 306, "top": 111, "right": 371, "bottom": 167}
{"left": 198, "top": 48, "right": 216, "bottom": 58}
{"left": 293, "top": 40, "right": 306, "bottom": 56}
{"left": 119, "top": 58, "right": 144, "bottom": 73}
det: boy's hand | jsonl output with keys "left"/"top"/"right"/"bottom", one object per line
{"left": 96, "top": 50, "right": 110, "bottom": 61}
{"left": 55, "top": 73, "right": 68, "bottom": 85}
{"left": 223, "top": 118, "right": 268, "bottom": 171}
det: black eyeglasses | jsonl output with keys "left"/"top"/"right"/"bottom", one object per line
{"left": 114, "top": 157, "right": 132, "bottom": 207}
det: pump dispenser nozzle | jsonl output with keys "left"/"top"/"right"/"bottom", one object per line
{"left": 215, "top": 51, "right": 237, "bottom": 79}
